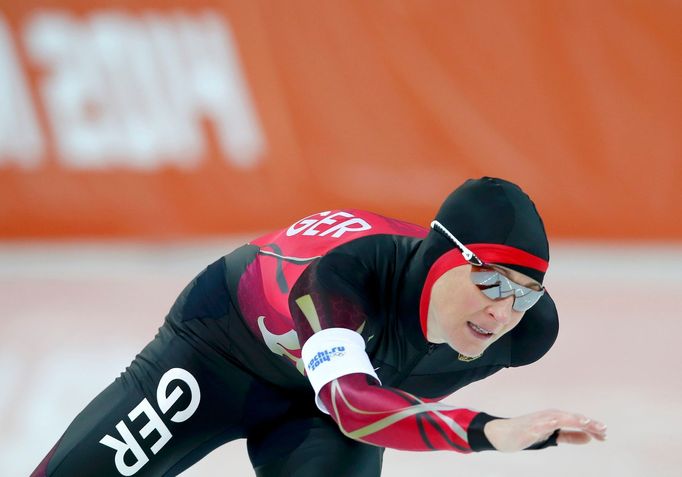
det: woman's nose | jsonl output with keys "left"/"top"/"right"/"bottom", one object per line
{"left": 486, "top": 296, "right": 515, "bottom": 323}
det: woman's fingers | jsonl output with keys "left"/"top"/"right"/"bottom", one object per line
{"left": 584, "top": 419, "right": 608, "bottom": 441}
{"left": 485, "top": 410, "right": 607, "bottom": 452}
{"left": 537, "top": 411, "right": 608, "bottom": 443}
{"left": 556, "top": 430, "right": 592, "bottom": 445}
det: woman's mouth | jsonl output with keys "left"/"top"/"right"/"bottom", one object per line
{"left": 467, "top": 321, "right": 494, "bottom": 339}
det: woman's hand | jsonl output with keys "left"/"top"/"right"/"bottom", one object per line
{"left": 484, "top": 409, "right": 607, "bottom": 452}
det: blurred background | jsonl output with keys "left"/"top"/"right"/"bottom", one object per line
{"left": 1, "top": 1, "right": 681, "bottom": 476}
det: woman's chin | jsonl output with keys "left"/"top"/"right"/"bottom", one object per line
{"left": 458, "top": 348, "right": 484, "bottom": 359}
{"left": 447, "top": 336, "right": 485, "bottom": 358}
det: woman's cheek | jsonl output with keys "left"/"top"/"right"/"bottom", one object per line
{"left": 465, "top": 292, "right": 487, "bottom": 314}
{"left": 502, "top": 312, "right": 525, "bottom": 334}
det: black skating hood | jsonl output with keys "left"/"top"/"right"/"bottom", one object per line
{"left": 415, "top": 177, "right": 558, "bottom": 366}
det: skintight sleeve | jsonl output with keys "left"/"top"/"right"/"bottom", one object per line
{"left": 318, "top": 373, "right": 499, "bottom": 452}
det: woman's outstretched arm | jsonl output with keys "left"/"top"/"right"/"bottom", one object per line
{"left": 319, "top": 373, "right": 606, "bottom": 452}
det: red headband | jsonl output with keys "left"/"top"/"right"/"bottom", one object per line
{"left": 418, "top": 244, "right": 548, "bottom": 340}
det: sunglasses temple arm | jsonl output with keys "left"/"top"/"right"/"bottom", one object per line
{"left": 430, "top": 220, "right": 484, "bottom": 266}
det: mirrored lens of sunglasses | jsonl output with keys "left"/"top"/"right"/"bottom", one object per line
{"left": 470, "top": 271, "right": 544, "bottom": 312}
{"left": 509, "top": 289, "right": 544, "bottom": 312}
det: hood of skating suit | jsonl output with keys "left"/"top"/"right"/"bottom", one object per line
{"left": 408, "top": 176, "right": 559, "bottom": 366}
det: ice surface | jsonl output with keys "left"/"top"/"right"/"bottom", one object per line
{"left": 3, "top": 240, "right": 681, "bottom": 477}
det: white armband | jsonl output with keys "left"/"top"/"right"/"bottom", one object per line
{"left": 301, "top": 327, "right": 380, "bottom": 414}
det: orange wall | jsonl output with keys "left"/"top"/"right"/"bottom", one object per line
{"left": 1, "top": 1, "right": 680, "bottom": 239}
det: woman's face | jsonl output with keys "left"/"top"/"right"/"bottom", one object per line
{"left": 426, "top": 264, "right": 539, "bottom": 358}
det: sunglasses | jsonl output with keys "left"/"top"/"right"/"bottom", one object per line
{"left": 430, "top": 220, "right": 545, "bottom": 312}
